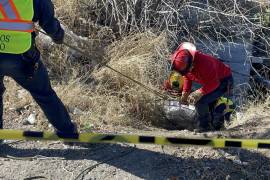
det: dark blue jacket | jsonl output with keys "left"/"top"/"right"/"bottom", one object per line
{"left": 0, "top": 0, "right": 64, "bottom": 60}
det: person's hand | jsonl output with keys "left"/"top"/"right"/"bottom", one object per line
{"left": 52, "top": 28, "right": 65, "bottom": 44}
{"left": 180, "top": 92, "right": 189, "bottom": 105}
{"left": 187, "top": 90, "right": 203, "bottom": 104}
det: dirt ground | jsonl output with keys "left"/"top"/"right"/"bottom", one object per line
{"left": 1, "top": 113, "right": 270, "bottom": 180}
{"left": 0, "top": 78, "right": 269, "bottom": 180}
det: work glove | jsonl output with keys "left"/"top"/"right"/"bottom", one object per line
{"left": 180, "top": 92, "right": 189, "bottom": 105}
{"left": 187, "top": 90, "right": 203, "bottom": 105}
{"left": 162, "top": 80, "right": 171, "bottom": 91}
{"left": 52, "top": 28, "right": 65, "bottom": 44}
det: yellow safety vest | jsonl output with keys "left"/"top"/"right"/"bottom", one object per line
{"left": 0, "top": 0, "right": 34, "bottom": 54}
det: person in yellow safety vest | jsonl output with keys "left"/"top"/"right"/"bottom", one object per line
{"left": 0, "top": 0, "right": 78, "bottom": 145}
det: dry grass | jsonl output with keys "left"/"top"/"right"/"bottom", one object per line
{"left": 230, "top": 95, "right": 270, "bottom": 128}
{"left": 94, "top": 32, "right": 169, "bottom": 89}
{"left": 91, "top": 32, "right": 170, "bottom": 127}
{"left": 2, "top": 0, "right": 269, "bottom": 133}
{"left": 53, "top": 0, "right": 80, "bottom": 28}
{"left": 223, "top": 96, "right": 270, "bottom": 139}
{"left": 3, "top": 32, "right": 171, "bottom": 131}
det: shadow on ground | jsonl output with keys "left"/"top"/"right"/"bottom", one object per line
{"left": 0, "top": 143, "right": 270, "bottom": 180}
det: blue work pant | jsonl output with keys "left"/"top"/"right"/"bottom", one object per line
{"left": 0, "top": 57, "right": 76, "bottom": 133}
{"left": 195, "top": 76, "right": 233, "bottom": 129}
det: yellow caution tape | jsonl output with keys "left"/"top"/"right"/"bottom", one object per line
{"left": 0, "top": 129, "right": 270, "bottom": 149}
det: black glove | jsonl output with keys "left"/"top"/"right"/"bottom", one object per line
{"left": 52, "top": 28, "right": 65, "bottom": 44}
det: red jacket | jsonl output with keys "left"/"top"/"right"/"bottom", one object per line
{"left": 183, "top": 51, "right": 232, "bottom": 95}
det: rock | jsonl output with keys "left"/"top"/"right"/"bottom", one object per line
{"left": 218, "top": 149, "right": 248, "bottom": 166}
{"left": 73, "top": 107, "right": 84, "bottom": 115}
{"left": 23, "top": 114, "right": 36, "bottom": 125}
{"left": 163, "top": 100, "right": 197, "bottom": 130}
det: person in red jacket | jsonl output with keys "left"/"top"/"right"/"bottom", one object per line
{"left": 171, "top": 42, "right": 233, "bottom": 132}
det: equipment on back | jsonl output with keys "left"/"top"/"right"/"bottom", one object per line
{"left": 169, "top": 71, "right": 184, "bottom": 90}
{"left": 0, "top": 0, "right": 34, "bottom": 54}
{"left": 163, "top": 71, "right": 184, "bottom": 94}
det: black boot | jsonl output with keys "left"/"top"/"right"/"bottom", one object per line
{"left": 194, "top": 114, "right": 211, "bottom": 133}
{"left": 54, "top": 123, "right": 82, "bottom": 147}
{"left": 212, "top": 116, "right": 225, "bottom": 130}
{"left": 212, "top": 105, "right": 226, "bottom": 130}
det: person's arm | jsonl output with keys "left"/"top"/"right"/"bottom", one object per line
{"left": 180, "top": 76, "right": 192, "bottom": 104}
{"left": 182, "top": 76, "right": 192, "bottom": 94}
{"left": 34, "top": 0, "right": 64, "bottom": 44}
{"left": 187, "top": 77, "right": 220, "bottom": 104}
{"left": 198, "top": 80, "right": 220, "bottom": 95}
{"left": 163, "top": 80, "right": 172, "bottom": 91}
{"left": 187, "top": 52, "right": 221, "bottom": 104}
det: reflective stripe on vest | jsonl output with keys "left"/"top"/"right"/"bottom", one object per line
{"left": 0, "top": 0, "right": 34, "bottom": 54}
{"left": 0, "top": 0, "right": 19, "bottom": 20}
{"left": 0, "top": 21, "right": 33, "bottom": 32}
